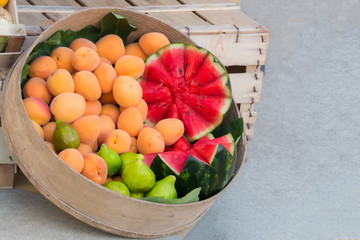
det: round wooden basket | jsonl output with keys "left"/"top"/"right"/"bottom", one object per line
{"left": 0, "top": 8, "right": 246, "bottom": 238}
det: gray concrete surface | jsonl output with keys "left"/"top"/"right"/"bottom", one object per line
{"left": 1, "top": 0, "right": 360, "bottom": 239}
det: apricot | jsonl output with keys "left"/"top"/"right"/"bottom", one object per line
{"left": 51, "top": 47, "right": 75, "bottom": 73}
{"left": 83, "top": 100, "right": 102, "bottom": 116}
{"left": 100, "top": 104, "right": 120, "bottom": 124}
{"left": 23, "top": 77, "right": 52, "bottom": 104}
{"left": 114, "top": 55, "right": 145, "bottom": 79}
{"left": 23, "top": 97, "right": 51, "bottom": 125}
{"left": 31, "top": 120, "right": 44, "bottom": 139}
{"left": 71, "top": 47, "right": 100, "bottom": 72}
{"left": 88, "top": 140, "right": 98, "bottom": 152}
{"left": 99, "top": 92, "right": 117, "bottom": 105}
{"left": 58, "top": 148, "right": 84, "bottom": 173}
{"left": 97, "top": 115, "right": 115, "bottom": 145}
{"left": 42, "top": 121, "right": 56, "bottom": 142}
{"left": 137, "top": 127, "right": 165, "bottom": 155}
{"left": 104, "top": 129, "right": 131, "bottom": 154}
{"left": 96, "top": 34, "right": 125, "bottom": 64}
{"left": 125, "top": 43, "right": 147, "bottom": 61}
{"left": 99, "top": 57, "right": 112, "bottom": 65}
{"left": 143, "top": 123, "right": 155, "bottom": 129}
{"left": 93, "top": 63, "right": 117, "bottom": 93}
{"left": 121, "top": 98, "right": 148, "bottom": 121}
{"left": 46, "top": 141, "right": 56, "bottom": 152}
{"left": 113, "top": 76, "right": 142, "bottom": 108}
{"left": 73, "top": 71, "right": 101, "bottom": 100}
{"left": 78, "top": 143, "right": 93, "bottom": 157}
{"left": 50, "top": 92, "right": 86, "bottom": 123}
{"left": 139, "top": 32, "right": 170, "bottom": 56}
{"left": 129, "top": 137, "right": 137, "bottom": 153}
{"left": 72, "top": 115, "right": 102, "bottom": 144}
{"left": 46, "top": 69, "right": 75, "bottom": 96}
{"left": 69, "top": 38, "right": 97, "bottom": 51}
{"left": 81, "top": 153, "right": 108, "bottom": 184}
{"left": 117, "top": 107, "right": 143, "bottom": 137}
{"left": 28, "top": 56, "right": 57, "bottom": 80}
{"left": 155, "top": 118, "right": 184, "bottom": 146}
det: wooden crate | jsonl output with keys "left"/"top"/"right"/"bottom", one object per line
{"left": 0, "top": 0, "right": 268, "bottom": 189}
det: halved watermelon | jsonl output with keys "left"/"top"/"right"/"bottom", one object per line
{"left": 139, "top": 43, "right": 232, "bottom": 141}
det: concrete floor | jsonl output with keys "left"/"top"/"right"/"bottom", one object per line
{"left": 1, "top": 0, "right": 360, "bottom": 239}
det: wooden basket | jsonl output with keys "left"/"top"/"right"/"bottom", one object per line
{"left": 0, "top": 8, "right": 246, "bottom": 238}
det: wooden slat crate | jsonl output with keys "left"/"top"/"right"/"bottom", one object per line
{"left": 0, "top": 0, "right": 269, "bottom": 188}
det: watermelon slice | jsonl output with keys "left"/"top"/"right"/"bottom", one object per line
{"left": 139, "top": 43, "right": 232, "bottom": 141}
{"left": 193, "top": 134, "right": 235, "bottom": 164}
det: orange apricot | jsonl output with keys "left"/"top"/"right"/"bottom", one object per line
{"left": 51, "top": 47, "right": 75, "bottom": 73}
{"left": 50, "top": 92, "right": 86, "bottom": 123}
{"left": 96, "top": 34, "right": 125, "bottom": 64}
{"left": 137, "top": 127, "right": 165, "bottom": 155}
{"left": 29, "top": 56, "right": 57, "bottom": 80}
{"left": 71, "top": 47, "right": 100, "bottom": 72}
{"left": 99, "top": 57, "right": 112, "bottom": 65}
{"left": 100, "top": 104, "right": 120, "bottom": 124}
{"left": 46, "top": 69, "right": 75, "bottom": 96}
{"left": 114, "top": 55, "right": 145, "bottom": 79}
{"left": 23, "top": 97, "right": 51, "bottom": 125}
{"left": 82, "top": 153, "right": 108, "bottom": 184}
{"left": 31, "top": 120, "right": 44, "bottom": 139}
{"left": 155, "top": 118, "right": 184, "bottom": 146}
{"left": 104, "top": 129, "right": 131, "bottom": 154}
{"left": 129, "top": 137, "right": 137, "bottom": 153}
{"left": 97, "top": 115, "right": 115, "bottom": 145}
{"left": 46, "top": 141, "right": 56, "bottom": 152}
{"left": 120, "top": 98, "right": 147, "bottom": 120}
{"left": 125, "top": 43, "right": 147, "bottom": 61}
{"left": 42, "top": 121, "right": 56, "bottom": 142}
{"left": 69, "top": 38, "right": 97, "bottom": 51}
{"left": 78, "top": 143, "right": 93, "bottom": 157}
{"left": 73, "top": 71, "right": 102, "bottom": 100}
{"left": 93, "top": 63, "right": 117, "bottom": 93}
{"left": 58, "top": 148, "right": 85, "bottom": 173}
{"left": 113, "top": 76, "right": 142, "bottom": 108}
{"left": 88, "top": 140, "right": 98, "bottom": 152}
{"left": 83, "top": 100, "right": 102, "bottom": 116}
{"left": 139, "top": 32, "right": 170, "bottom": 56}
{"left": 72, "top": 115, "right": 102, "bottom": 144}
{"left": 117, "top": 107, "right": 143, "bottom": 137}
{"left": 23, "top": 77, "right": 52, "bottom": 104}
{"left": 99, "top": 91, "right": 117, "bottom": 105}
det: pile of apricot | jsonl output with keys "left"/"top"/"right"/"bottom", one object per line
{"left": 22, "top": 32, "right": 186, "bottom": 186}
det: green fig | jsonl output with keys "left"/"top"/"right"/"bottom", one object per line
{"left": 122, "top": 160, "right": 155, "bottom": 193}
{"left": 130, "top": 192, "right": 144, "bottom": 199}
{"left": 105, "top": 181, "right": 130, "bottom": 196}
{"left": 53, "top": 120, "right": 80, "bottom": 153}
{"left": 98, "top": 144, "right": 121, "bottom": 177}
{"left": 145, "top": 175, "right": 177, "bottom": 199}
{"left": 119, "top": 152, "right": 144, "bottom": 175}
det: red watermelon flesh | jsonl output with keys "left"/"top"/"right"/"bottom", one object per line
{"left": 187, "top": 148, "right": 207, "bottom": 164}
{"left": 172, "top": 136, "right": 192, "bottom": 152}
{"left": 139, "top": 43, "right": 231, "bottom": 142}
{"left": 193, "top": 133, "right": 215, "bottom": 148}
{"left": 193, "top": 134, "right": 235, "bottom": 164}
{"left": 144, "top": 153, "right": 157, "bottom": 167}
{"left": 144, "top": 151, "right": 190, "bottom": 175}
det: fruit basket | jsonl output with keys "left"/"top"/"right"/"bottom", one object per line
{"left": 0, "top": 8, "right": 246, "bottom": 238}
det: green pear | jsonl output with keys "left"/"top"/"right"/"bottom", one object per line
{"left": 145, "top": 175, "right": 177, "bottom": 199}
{"left": 53, "top": 120, "right": 80, "bottom": 153}
{"left": 97, "top": 144, "right": 122, "bottom": 177}
{"left": 105, "top": 181, "right": 130, "bottom": 196}
{"left": 122, "top": 160, "right": 155, "bottom": 193}
{"left": 119, "top": 152, "right": 144, "bottom": 175}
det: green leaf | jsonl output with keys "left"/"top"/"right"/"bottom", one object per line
{"left": 141, "top": 187, "right": 201, "bottom": 204}
{"left": 101, "top": 12, "right": 137, "bottom": 42}
{"left": 211, "top": 117, "right": 244, "bottom": 144}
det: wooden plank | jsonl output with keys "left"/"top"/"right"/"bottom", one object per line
{"left": 29, "top": 0, "right": 82, "bottom": 22}
{"left": 0, "top": 164, "right": 15, "bottom": 188}
{"left": 17, "top": 0, "right": 54, "bottom": 28}
{"left": 5, "top": 37, "right": 26, "bottom": 52}
{"left": 78, "top": 0, "right": 131, "bottom": 8}
{"left": 0, "top": 24, "right": 27, "bottom": 36}
{"left": 131, "top": 0, "right": 209, "bottom": 26}
{"left": 229, "top": 72, "right": 262, "bottom": 104}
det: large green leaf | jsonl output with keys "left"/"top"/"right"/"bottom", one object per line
{"left": 141, "top": 187, "right": 201, "bottom": 204}
{"left": 101, "top": 12, "right": 137, "bottom": 42}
